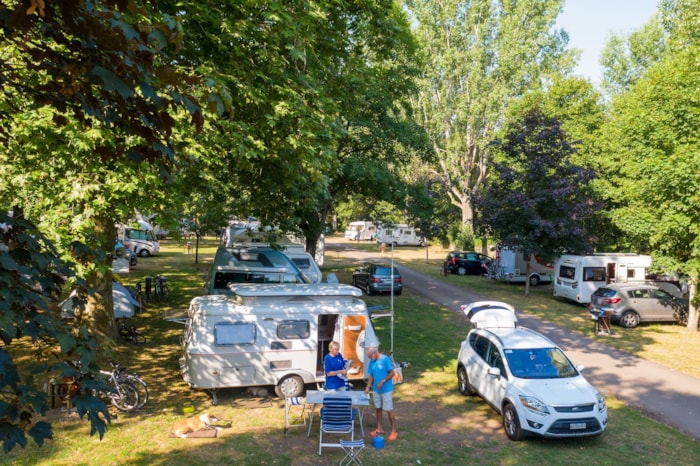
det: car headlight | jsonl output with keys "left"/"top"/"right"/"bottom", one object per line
{"left": 596, "top": 392, "right": 607, "bottom": 412}
{"left": 518, "top": 395, "right": 550, "bottom": 415}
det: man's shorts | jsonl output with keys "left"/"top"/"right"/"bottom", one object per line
{"left": 372, "top": 391, "right": 393, "bottom": 411}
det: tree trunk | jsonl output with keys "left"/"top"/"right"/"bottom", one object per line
{"left": 82, "top": 215, "right": 117, "bottom": 341}
{"left": 686, "top": 276, "right": 698, "bottom": 332}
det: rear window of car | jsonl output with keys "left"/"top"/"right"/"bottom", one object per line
{"left": 592, "top": 288, "right": 617, "bottom": 297}
{"left": 374, "top": 267, "right": 398, "bottom": 276}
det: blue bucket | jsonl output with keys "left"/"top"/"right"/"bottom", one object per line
{"left": 372, "top": 435, "right": 385, "bottom": 449}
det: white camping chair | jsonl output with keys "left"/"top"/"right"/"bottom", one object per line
{"left": 339, "top": 438, "right": 365, "bottom": 465}
{"left": 318, "top": 396, "right": 354, "bottom": 456}
{"left": 284, "top": 396, "right": 308, "bottom": 434}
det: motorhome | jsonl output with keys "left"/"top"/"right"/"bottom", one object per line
{"left": 177, "top": 283, "right": 379, "bottom": 403}
{"left": 376, "top": 224, "right": 425, "bottom": 247}
{"left": 206, "top": 246, "right": 311, "bottom": 295}
{"left": 553, "top": 253, "right": 651, "bottom": 304}
{"left": 492, "top": 247, "right": 553, "bottom": 286}
{"left": 117, "top": 224, "right": 160, "bottom": 257}
{"left": 344, "top": 221, "right": 376, "bottom": 241}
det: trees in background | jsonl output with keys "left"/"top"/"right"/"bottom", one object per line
{"left": 404, "top": 0, "right": 576, "bottom": 247}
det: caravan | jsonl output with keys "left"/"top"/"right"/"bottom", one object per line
{"left": 493, "top": 247, "right": 553, "bottom": 286}
{"left": 177, "top": 284, "right": 378, "bottom": 403}
{"left": 344, "top": 221, "right": 376, "bottom": 241}
{"left": 117, "top": 223, "right": 160, "bottom": 257}
{"left": 376, "top": 224, "right": 425, "bottom": 247}
{"left": 553, "top": 253, "right": 651, "bottom": 304}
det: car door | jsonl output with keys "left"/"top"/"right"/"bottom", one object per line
{"left": 629, "top": 288, "right": 655, "bottom": 321}
{"left": 466, "top": 334, "right": 491, "bottom": 396}
{"left": 649, "top": 289, "right": 678, "bottom": 322}
{"left": 464, "top": 253, "right": 481, "bottom": 274}
{"left": 481, "top": 342, "right": 507, "bottom": 407}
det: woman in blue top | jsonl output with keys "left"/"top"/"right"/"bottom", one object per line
{"left": 364, "top": 344, "right": 398, "bottom": 441}
{"left": 324, "top": 341, "right": 348, "bottom": 391}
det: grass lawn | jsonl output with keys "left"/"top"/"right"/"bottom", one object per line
{"left": 5, "top": 236, "right": 700, "bottom": 465}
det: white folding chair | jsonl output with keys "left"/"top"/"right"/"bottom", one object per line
{"left": 318, "top": 396, "right": 354, "bottom": 456}
{"left": 339, "top": 438, "right": 365, "bottom": 465}
{"left": 284, "top": 396, "right": 308, "bottom": 434}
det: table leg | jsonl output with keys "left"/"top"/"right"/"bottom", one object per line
{"left": 307, "top": 403, "right": 318, "bottom": 437}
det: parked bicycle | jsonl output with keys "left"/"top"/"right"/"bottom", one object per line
{"left": 153, "top": 274, "right": 169, "bottom": 302}
{"left": 110, "top": 361, "right": 149, "bottom": 410}
{"left": 118, "top": 317, "right": 146, "bottom": 345}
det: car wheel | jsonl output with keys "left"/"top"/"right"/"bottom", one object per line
{"left": 457, "top": 266, "right": 467, "bottom": 276}
{"left": 274, "top": 375, "right": 304, "bottom": 398}
{"left": 620, "top": 311, "right": 640, "bottom": 328}
{"left": 503, "top": 403, "right": 525, "bottom": 441}
{"left": 457, "top": 366, "right": 476, "bottom": 396}
{"left": 138, "top": 249, "right": 150, "bottom": 257}
{"left": 529, "top": 275, "right": 540, "bottom": 286}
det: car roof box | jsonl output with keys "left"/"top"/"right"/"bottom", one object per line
{"left": 461, "top": 301, "right": 517, "bottom": 329}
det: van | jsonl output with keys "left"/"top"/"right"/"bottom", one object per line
{"left": 553, "top": 253, "right": 651, "bottom": 304}
{"left": 344, "top": 221, "right": 376, "bottom": 241}
{"left": 206, "top": 246, "right": 311, "bottom": 295}
{"left": 117, "top": 224, "right": 160, "bottom": 257}
{"left": 376, "top": 224, "right": 425, "bottom": 247}
{"left": 177, "top": 283, "right": 379, "bottom": 403}
{"left": 493, "top": 247, "right": 553, "bottom": 286}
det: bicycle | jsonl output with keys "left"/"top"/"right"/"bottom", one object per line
{"left": 52, "top": 362, "right": 140, "bottom": 413}
{"left": 110, "top": 361, "right": 149, "bottom": 410}
{"left": 118, "top": 317, "right": 146, "bottom": 345}
{"left": 153, "top": 274, "right": 169, "bottom": 302}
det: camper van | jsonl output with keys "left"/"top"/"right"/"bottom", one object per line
{"left": 178, "top": 283, "right": 379, "bottom": 403}
{"left": 553, "top": 253, "right": 651, "bottom": 304}
{"left": 206, "top": 246, "right": 311, "bottom": 295}
{"left": 117, "top": 224, "right": 160, "bottom": 257}
{"left": 344, "top": 221, "right": 376, "bottom": 241}
{"left": 493, "top": 247, "right": 553, "bottom": 286}
{"left": 376, "top": 224, "right": 425, "bottom": 247}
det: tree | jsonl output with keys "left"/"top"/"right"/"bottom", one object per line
{"left": 475, "top": 108, "right": 597, "bottom": 295}
{"left": 404, "top": 0, "right": 576, "bottom": 243}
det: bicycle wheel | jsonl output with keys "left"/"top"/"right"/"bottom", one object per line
{"left": 110, "top": 380, "right": 140, "bottom": 412}
{"left": 120, "top": 375, "right": 149, "bottom": 409}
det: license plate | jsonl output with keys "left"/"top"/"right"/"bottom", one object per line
{"left": 570, "top": 422, "right": 587, "bottom": 430}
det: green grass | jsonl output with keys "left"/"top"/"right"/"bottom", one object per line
{"left": 5, "top": 237, "right": 700, "bottom": 465}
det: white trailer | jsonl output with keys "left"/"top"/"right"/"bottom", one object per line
{"left": 493, "top": 247, "right": 553, "bottom": 286}
{"left": 553, "top": 253, "right": 651, "bottom": 304}
{"left": 376, "top": 224, "right": 425, "bottom": 247}
{"left": 344, "top": 221, "right": 376, "bottom": 241}
{"left": 177, "top": 284, "right": 379, "bottom": 403}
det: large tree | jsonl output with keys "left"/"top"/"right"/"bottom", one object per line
{"left": 404, "top": 0, "right": 576, "bottom": 243}
{"left": 475, "top": 108, "right": 597, "bottom": 295}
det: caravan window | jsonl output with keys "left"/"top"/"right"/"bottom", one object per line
{"left": 215, "top": 322, "right": 256, "bottom": 345}
{"left": 558, "top": 265, "right": 576, "bottom": 279}
{"left": 583, "top": 267, "right": 606, "bottom": 282}
{"left": 277, "top": 320, "right": 310, "bottom": 339}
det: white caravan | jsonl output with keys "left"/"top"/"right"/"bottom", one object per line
{"left": 344, "top": 221, "right": 376, "bottom": 241}
{"left": 177, "top": 284, "right": 378, "bottom": 404}
{"left": 493, "top": 247, "right": 553, "bottom": 286}
{"left": 553, "top": 253, "right": 651, "bottom": 304}
{"left": 376, "top": 224, "right": 425, "bottom": 247}
{"left": 117, "top": 223, "right": 160, "bottom": 257}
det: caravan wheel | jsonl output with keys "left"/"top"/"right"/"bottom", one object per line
{"left": 529, "top": 275, "right": 540, "bottom": 287}
{"left": 275, "top": 375, "right": 304, "bottom": 398}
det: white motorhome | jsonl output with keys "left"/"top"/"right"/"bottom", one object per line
{"left": 177, "top": 284, "right": 378, "bottom": 403}
{"left": 493, "top": 247, "right": 553, "bottom": 286}
{"left": 117, "top": 223, "right": 160, "bottom": 257}
{"left": 344, "top": 221, "right": 376, "bottom": 241}
{"left": 553, "top": 253, "right": 651, "bottom": 304}
{"left": 376, "top": 224, "right": 425, "bottom": 247}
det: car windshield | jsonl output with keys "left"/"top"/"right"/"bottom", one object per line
{"left": 504, "top": 347, "right": 578, "bottom": 379}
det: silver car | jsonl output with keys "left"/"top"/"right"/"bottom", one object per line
{"left": 589, "top": 284, "right": 687, "bottom": 328}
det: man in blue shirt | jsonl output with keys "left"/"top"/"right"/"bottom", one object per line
{"left": 324, "top": 341, "right": 348, "bottom": 391}
{"left": 364, "top": 344, "right": 398, "bottom": 441}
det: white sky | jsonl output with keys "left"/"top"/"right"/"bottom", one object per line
{"left": 555, "top": 0, "right": 660, "bottom": 84}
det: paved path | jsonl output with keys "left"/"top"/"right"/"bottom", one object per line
{"left": 332, "top": 243, "right": 700, "bottom": 441}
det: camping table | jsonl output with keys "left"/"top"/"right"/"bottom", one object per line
{"left": 305, "top": 390, "right": 370, "bottom": 438}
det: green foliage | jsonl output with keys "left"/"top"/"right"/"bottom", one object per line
{"left": 0, "top": 213, "right": 108, "bottom": 452}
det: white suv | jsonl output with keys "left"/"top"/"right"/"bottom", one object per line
{"left": 456, "top": 301, "right": 608, "bottom": 440}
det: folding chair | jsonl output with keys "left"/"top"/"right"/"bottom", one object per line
{"left": 284, "top": 396, "right": 308, "bottom": 434}
{"left": 339, "top": 438, "right": 365, "bottom": 466}
{"left": 318, "top": 396, "right": 354, "bottom": 456}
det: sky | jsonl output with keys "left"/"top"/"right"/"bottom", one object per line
{"left": 555, "top": 0, "right": 660, "bottom": 84}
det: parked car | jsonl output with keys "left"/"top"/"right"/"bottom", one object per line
{"left": 352, "top": 262, "right": 402, "bottom": 296}
{"left": 589, "top": 283, "right": 688, "bottom": 328}
{"left": 456, "top": 301, "right": 607, "bottom": 441}
{"left": 446, "top": 251, "right": 491, "bottom": 276}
